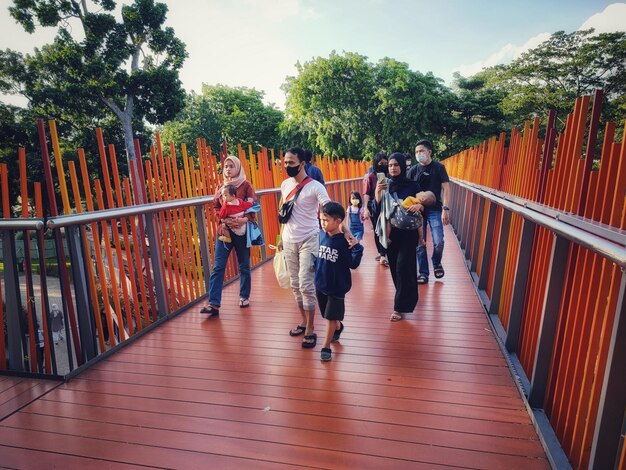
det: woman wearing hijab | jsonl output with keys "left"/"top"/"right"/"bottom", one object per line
{"left": 375, "top": 152, "right": 427, "bottom": 321}
{"left": 201, "top": 155, "right": 257, "bottom": 317}
{"left": 362, "top": 152, "right": 389, "bottom": 265}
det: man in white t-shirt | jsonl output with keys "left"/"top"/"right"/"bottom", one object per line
{"left": 280, "top": 147, "right": 331, "bottom": 349}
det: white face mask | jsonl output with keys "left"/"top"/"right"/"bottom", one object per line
{"left": 417, "top": 154, "right": 429, "bottom": 165}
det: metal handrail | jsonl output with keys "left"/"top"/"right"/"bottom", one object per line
{"left": 0, "top": 218, "right": 45, "bottom": 230}
{"left": 453, "top": 178, "right": 626, "bottom": 268}
{"left": 45, "top": 177, "right": 363, "bottom": 229}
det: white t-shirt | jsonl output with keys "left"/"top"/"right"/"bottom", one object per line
{"left": 280, "top": 178, "right": 329, "bottom": 243}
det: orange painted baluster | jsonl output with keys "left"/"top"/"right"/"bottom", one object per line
{"left": 68, "top": 158, "right": 106, "bottom": 353}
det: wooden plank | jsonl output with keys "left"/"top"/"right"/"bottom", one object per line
{"left": 0, "top": 226, "right": 548, "bottom": 468}
{"left": 0, "top": 378, "right": 60, "bottom": 421}
{"left": 0, "top": 445, "right": 149, "bottom": 470}
{"left": 2, "top": 413, "right": 548, "bottom": 469}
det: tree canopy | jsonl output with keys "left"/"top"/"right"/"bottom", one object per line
{"left": 159, "top": 84, "right": 284, "bottom": 157}
{"left": 1, "top": 18, "right": 623, "bottom": 207}
{"left": 281, "top": 52, "right": 456, "bottom": 158}
{"left": 2, "top": 0, "right": 187, "bottom": 165}
{"left": 483, "top": 29, "right": 626, "bottom": 125}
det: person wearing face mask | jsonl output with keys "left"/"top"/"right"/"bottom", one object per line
{"left": 346, "top": 191, "right": 365, "bottom": 240}
{"left": 362, "top": 152, "right": 389, "bottom": 266}
{"left": 280, "top": 147, "right": 332, "bottom": 349}
{"left": 375, "top": 153, "right": 428, "bottom": 321}
{"left": 408, "top": 139, "right": 450, "bottom": 284}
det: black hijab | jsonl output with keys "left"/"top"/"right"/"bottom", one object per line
{"left": 387, "top": 152, "right": 412, "bottom": 194}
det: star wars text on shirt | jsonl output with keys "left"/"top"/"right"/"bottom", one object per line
{"left": 319, "top": 245, "right": 339, "bottom": 262}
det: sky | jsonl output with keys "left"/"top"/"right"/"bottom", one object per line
{"left": 1, "top": 0, "right": 625, "bottom": 109}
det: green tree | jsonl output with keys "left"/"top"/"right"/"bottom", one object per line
{"left": 3, "top": 0, "right": 187, "bottom": 172}
{"left": 160, "top": 84, "right": 284, "bottom": 157}
{"left": 282, "top": 51, "right": 375, "bottom": 158}
{"left": 373, "top": 57, "right": 454, "bottom": 155}
{"left": 444, "top": 71, "right": 508, "bottom": 156}
{"left": 282, "top": 51, "right": 457, "bottom": 158}
{"left": 486, "top": 29, "right": 626, "bottom": 125}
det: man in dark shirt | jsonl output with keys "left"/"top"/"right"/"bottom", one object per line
{"left": 304, "top": 150, "right": 325, "bottom": 184}
{"left": 408, "top": 139, "right": 450, "bottom": 283}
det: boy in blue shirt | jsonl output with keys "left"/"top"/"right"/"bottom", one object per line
{"left": 316, "top": 202, "right": 364, "bottom": 361}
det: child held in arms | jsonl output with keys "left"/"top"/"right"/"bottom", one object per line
{"left": 217, "top": 184, "right": 253, "bottom": 243}
{"left": 315, "top": 201, "right": 364, "bottom": 361}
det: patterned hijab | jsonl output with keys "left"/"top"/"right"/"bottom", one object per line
{"left": 223, "top": 155, "right": 247, "bottom": 189}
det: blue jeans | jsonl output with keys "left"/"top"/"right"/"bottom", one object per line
{"left": 208, "top": 232, "right": 251, "bottom": 306}
{"left": 417, "top": 210, "right": 444, "bottom": 277}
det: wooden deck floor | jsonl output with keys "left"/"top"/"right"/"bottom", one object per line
{"left": 0, "top": 226, "right": 549, "bottom": 469}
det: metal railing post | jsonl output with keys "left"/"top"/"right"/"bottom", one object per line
{"left": 470, "top": 196, "right": 486, "bottom": 273}
{"left": 505, "top": 219, "right": 537, "bottom": 352}
{"left": 194, "top": 205, "right": 212, "bottom": 295}
{"left": 589, "top": 273, "right": 626, "bottom": 470}
{"left": 66, "top": 225, "right": 97, "bottom": 360}
{"left": 529, "top": 234, "right": 571, "bottom": 407}
{"left": 1, "top": 230, "right": 25, "bottom": 370}
{"left": 488, "top": 210, "right": 512, "bottom": 316}
{"left": 478, "top": 202, "right": 498, "bottom": 290}
{"left": 144, "top": 212, "right": 169, "bottom": 318}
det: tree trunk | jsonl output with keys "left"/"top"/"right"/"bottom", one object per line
{"left": 101, "top": 96, "right": 145, "bottom": 204}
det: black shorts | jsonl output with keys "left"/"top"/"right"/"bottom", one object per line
{"left": 316, "top": 291, "right": 345, "bottom": 321}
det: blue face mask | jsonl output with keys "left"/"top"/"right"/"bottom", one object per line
{"left": 417, "top": 154, "right": 429, "bottom": 165}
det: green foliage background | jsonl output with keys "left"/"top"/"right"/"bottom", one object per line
{"left": 1, "top": 7, "right": 624, "bottom": 209}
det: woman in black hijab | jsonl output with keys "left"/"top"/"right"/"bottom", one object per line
{"left": 375, "top": 152, "right": 425, "bottom": 321}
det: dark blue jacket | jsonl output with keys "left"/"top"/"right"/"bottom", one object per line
{"left": 315, "top": 232, "right": 363, "bottom": 297}
{"left": 305, "top": 162, "right": 325, "bottom": 184}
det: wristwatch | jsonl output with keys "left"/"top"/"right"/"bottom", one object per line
{"left": 442, "top": 205, "right": 450, "bottom": 211}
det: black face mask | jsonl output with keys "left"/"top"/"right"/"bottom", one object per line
{"left": 378, "top": 165, "right": 388, "bottom": 173}
{"left": 286, "top": 164, "right": 301, "bottom": 177}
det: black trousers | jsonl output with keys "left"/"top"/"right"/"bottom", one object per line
{"left": 387, "top": 228, "right": 419, "bottom": 313}
{"left": 370, "top": 206, "right": 387, "bottom": 256}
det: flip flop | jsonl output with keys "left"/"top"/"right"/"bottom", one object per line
{"left": 332, "top": 322, "right": 344, "bottom": 342}
{"left": 302, "top": 333, "right": 317, "bottom": 348}
{"left": 289, "top": 325, "right": 306, "bottom": 336}
{"left": 417, "top": 275, "right": 429, "bottom": 284}
{"left": 239, "top": 298, "right": 250, "bottom": 308}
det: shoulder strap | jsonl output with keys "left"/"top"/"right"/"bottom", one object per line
{"left": 286, "top": 177, "right": 313, "bottom": 201}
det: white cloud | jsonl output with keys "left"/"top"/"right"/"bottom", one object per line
{"left": 454, "top": 2, "right": 626, "bottom": 78}
{"left": 456, "top": 32, "right": 550, "bottom": 77}
{"left": 580, "top": 3, "right": 626, "bottom": 33}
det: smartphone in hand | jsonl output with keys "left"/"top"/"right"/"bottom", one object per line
{"left": 376, "top": 172, "right": 385, "bottom": 182}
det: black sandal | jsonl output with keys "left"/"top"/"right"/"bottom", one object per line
{"left": 332, "top": 322, "right": 344, "bottom": 342}
{"left": 200, "top": 305, "right": 219, "bottom": 317}
{"left": 302, "top": 333, "right": 317, "bottom": 348}
{"left": 320, "top": 347, "right": 332, "bottom": 361}
{"left": 434, "top": 265, "right": 445, "bottom": 279}
{"left": 417, "top": 275, "right": 429, "bottom": 284}
{"left": 289, "top": 325, "right": 306, "bottom": 336}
